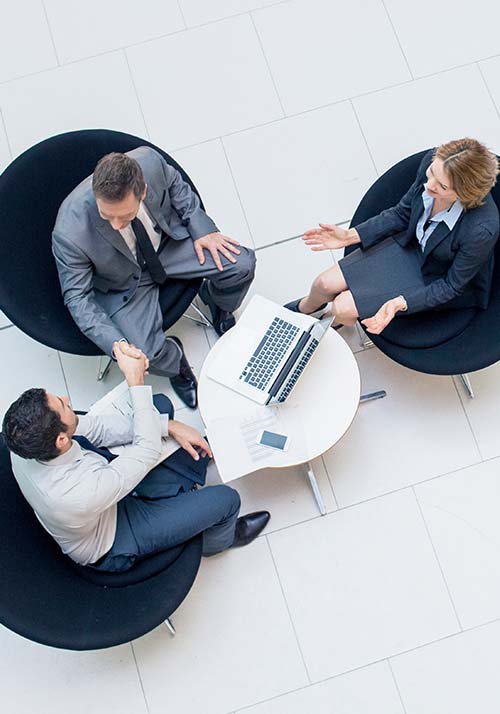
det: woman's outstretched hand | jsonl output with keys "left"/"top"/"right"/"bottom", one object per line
{"left": 302, "top": 223, "right": 360, "bottom": 251}
{"left": 361, "top": 297, "right": 407, "bottom": 334}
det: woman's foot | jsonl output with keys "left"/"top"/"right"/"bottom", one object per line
{"left": 284, "top": 297, "right": 328, "bottom": 315}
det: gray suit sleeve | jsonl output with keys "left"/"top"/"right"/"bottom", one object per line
{"left": 158, "top": 154, "right": 219, "bottom": 239}
{"left": 52, "top": 231, "right": 124, "bottom": 355}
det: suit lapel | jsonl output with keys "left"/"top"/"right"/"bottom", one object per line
{"left": 144, "top": 183, "right": 172, "bottom": 236}
{"left": 423, "top": 221, "right": 451, "bottom": 257}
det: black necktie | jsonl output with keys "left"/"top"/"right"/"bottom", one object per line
{"left": 131, "top": 217, "right": 167, "bottom": 284}
{"left": 73, "top": 435, "right": 117, "bottom": 462}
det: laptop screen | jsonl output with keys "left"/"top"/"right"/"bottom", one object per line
{"left": 309, "top": 314, "right": 335, "bottom": 342}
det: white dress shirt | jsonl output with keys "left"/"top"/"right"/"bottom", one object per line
{"left": 119, "top": 201, "right": 161, "bottom": 260}
{"left": 10, "top": 386, "right": 169, "bottom": 566}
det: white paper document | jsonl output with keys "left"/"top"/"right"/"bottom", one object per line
{"left": 88, "top": 380, "right": 180, "bottom": 464}
{"left": 206, "top": 405, "right": 307, "bottom": 483}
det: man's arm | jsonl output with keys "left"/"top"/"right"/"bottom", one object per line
{"left": 52, "top": 231, "right": 124, "bottom": 355}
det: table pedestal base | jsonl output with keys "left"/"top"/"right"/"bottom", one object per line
{"left": 305, "top": 462, "right": 327, "bottom": 516}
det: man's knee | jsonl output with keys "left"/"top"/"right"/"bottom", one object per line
{"left": 220, "top": 246, "right": 256, "bottom": 286}
{"left": 212, "top": 485, "right": 241, "bottom": 517}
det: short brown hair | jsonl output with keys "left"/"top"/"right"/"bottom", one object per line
{"left": 92, "top": 152, "right": 145, "bottom": 202}
{"left": 434, "top": 138, "right": 499, "bottom": 210}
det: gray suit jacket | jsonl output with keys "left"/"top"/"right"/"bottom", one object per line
{"left": 355, "top": 150, "right": 499, "bottom": 314}
{"left": 52, "top": 146, "right": 218, "bottom": 354}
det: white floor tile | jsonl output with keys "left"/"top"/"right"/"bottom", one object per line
{"left": 324, "top": 349, "right": 481, "bottom": 507}
{"left": 0, "top": 52, "right": 148, "bottom": 159}
{"left": 0, "top": 117, "right": 12, "bottom": 173}
{"left": 0, "top": 311, "right": 12, "bottom": 329}
{"left": 0, "top": 0, "right": 57, "bottom": 83}
{"left": 209, "top": 456, "right": 336, "bottom": 534}
{"left": 133, "top": 538, "right": 308, "bottom": 714}
{"left": 253, "top": 0, "right": 410, "bottom": 115}
{"left": 223, "top": 102, "right": 376, "bottom": 247}
{"left": 391, "top": 620, "right": 500, "bottom": 714}
{"left": 479, "top": 55, "right": 500, "bottom": 117}
{"left": 353, "top": 64, "right": 500, "bottom": 175}
{"left": 0, "top": 327, "right": 66, "bottom": 420}
{"left": 126, "top": 15, "right": 283, "bottom": 150}
{"left": 384, "top": 0, "right": 500, "bottom": 77}
{"left": 244, "top": 238, "right": 335, "bottom": 308}
{"left": 454, "top": 363, "right": 500, "bottom": 460}
{"left": 44, "top": 0, "right": 184, "bottom": 63}
{"left": 0, "top": 626, "right": 147, "bottom": 714}
{"left": 415, "top": 459, "right": 500, "bottom": 629}
{"left": 268, "top": 489, "right": 459, "bottom": 681}
{"left": 173, "top": 139, "right": 254, "bottom": 247}
{"left": 242, "top": 661, "right": 404, "bottom": 714}
{"left": 179, "top": 0, "right": 283, "bottom": 26}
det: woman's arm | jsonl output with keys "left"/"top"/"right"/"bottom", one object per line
{"left": 354, "top": 151, "right": 433, "bottom": 250}
{"left": 403, "top": 225, "right": 498, "bottom": 314}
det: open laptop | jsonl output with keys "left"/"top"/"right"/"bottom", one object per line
{"left": 206, "top": 295, "right": 334, "bottom": 405}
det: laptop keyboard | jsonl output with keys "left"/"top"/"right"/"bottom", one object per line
{"left": 239, "top": 317, "right": 300, "bottom": 391}
{"left": 277, "top": 338, "right": 319, "bottom": 402}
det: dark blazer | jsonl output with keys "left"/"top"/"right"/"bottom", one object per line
{"left": 354, "top": 150, "right": 499, "bottom": 314}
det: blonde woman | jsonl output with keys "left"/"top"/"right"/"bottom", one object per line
{"left": 286, "top": 138, "right": 499, "bottom": 334}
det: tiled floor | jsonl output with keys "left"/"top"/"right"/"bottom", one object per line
{"left": 1, "top": 1, "right": 500, "bottom": 712}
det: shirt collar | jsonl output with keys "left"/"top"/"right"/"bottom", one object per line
{"left": 38, "top": 440, "right": 84, "bottom": 467}
{"left": 421, "top": 189, "right": 463, "bottom": 230}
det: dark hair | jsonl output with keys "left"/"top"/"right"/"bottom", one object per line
{"left": 92, "top": 152, "right": 145, "bottom": 202}
{"left": 2, "top": 388, "right": 67, "bottom": 461}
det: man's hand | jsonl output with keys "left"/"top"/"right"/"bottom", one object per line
{"left": 113, "top": 341, "right": 149, "bottom": 386}
{"left": 194, "top": 232, "right": 241, "bottom": 272}
{"left": 361, "top": 297, "right": 407, "bottom": 334}
{"left": 303, "top": 224, "right": 361, "bottom": 251}
{"left": 168, "top": 420, "right": 213, "bottom": 461}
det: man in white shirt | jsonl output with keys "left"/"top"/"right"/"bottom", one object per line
{"left": 2, "top": 342, "right": 270, "bottom": 572}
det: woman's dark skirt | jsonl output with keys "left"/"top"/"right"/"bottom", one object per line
{"left": 339, "top": 237, "right": 426, "bottom": 318}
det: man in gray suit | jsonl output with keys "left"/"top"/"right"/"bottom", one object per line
{"left": 52, "top": 147, "right": 256, "bottom": 408}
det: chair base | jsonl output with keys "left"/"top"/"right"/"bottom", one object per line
{"left": 164, "top": 618, "right": 176, "bottom": 636}
{"left": 458, "top": 373, "right": 475, "bottom": 399}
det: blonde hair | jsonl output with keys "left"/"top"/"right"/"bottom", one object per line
{"left": 434, "top": 138, "right": 499, "bottom": 210}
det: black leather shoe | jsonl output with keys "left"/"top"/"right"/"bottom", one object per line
{"left": 284, "top": 297, "right": 327, "bottom": 314}
{"left": 169, "top": 336, "right": 198, "bottom": 409}
{"left": 232, "top": 511, "right": 271, "bottom": 548}
{"left": 200, "top": 281, "right": 236, "bottom": 336}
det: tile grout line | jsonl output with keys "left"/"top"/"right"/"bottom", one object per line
{"left": 380, "top": 0, "right": 414, "bottom": 80}
{"left": 233, "top": 614, "right": 500, "bottom": 713}
{"left": 321, "top": 454, "right": 339, "bottom": 509}
{"left": 0, "top": 105, "right": 13, "bottom": 159}
{"left": 264, "top": 534, "right": 313, "bottom": 684}
{"left": 175, "top": 0, "right": 188, "bottom": 29}
{"left": 476, "top": 61, "right": 500, "bottom": 121}
{"left": 40, "top": 0, "right": 61, "bottom": 65}
{"left": 349, "top": 99, "right": 379, "bottom": 176}
{"left": 56, "top": 351, "right": 73, "bottom": 405}
{"left": 219, "top": 137, "right": 257, "bottom": 248}
{"left": 450, "top": 375, "right": 484, "bottom": 461}
{"left": 249, "top": 12, "right": 287, "bottom": 118}
{"left": 411, "top": 485, "right": 464, "bottom": 631}
{"left": 386, "top": 658, "right": 408, "bottom": 714}
{"left": 122, "top": 49, "right": 151, "bottom": 140}
{"left": 130, "top": 642, "right": 152, "bottom": 714}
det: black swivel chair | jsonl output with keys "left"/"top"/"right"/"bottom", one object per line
{"left": 0, "top": 129, "right": 211, "bottom": 377}
{"left": 346, "top": 149, "right": 500, "bottom": 397}
{"left": 0, "top": 433, "right": 203, "bottom": 649}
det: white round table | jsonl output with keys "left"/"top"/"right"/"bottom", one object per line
{"left": 198, "top": 326, "right": 361, "bottom": 514}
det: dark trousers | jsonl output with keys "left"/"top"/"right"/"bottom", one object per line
{"left": 94, "top": 395, "right": 241, "bottom": 572}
